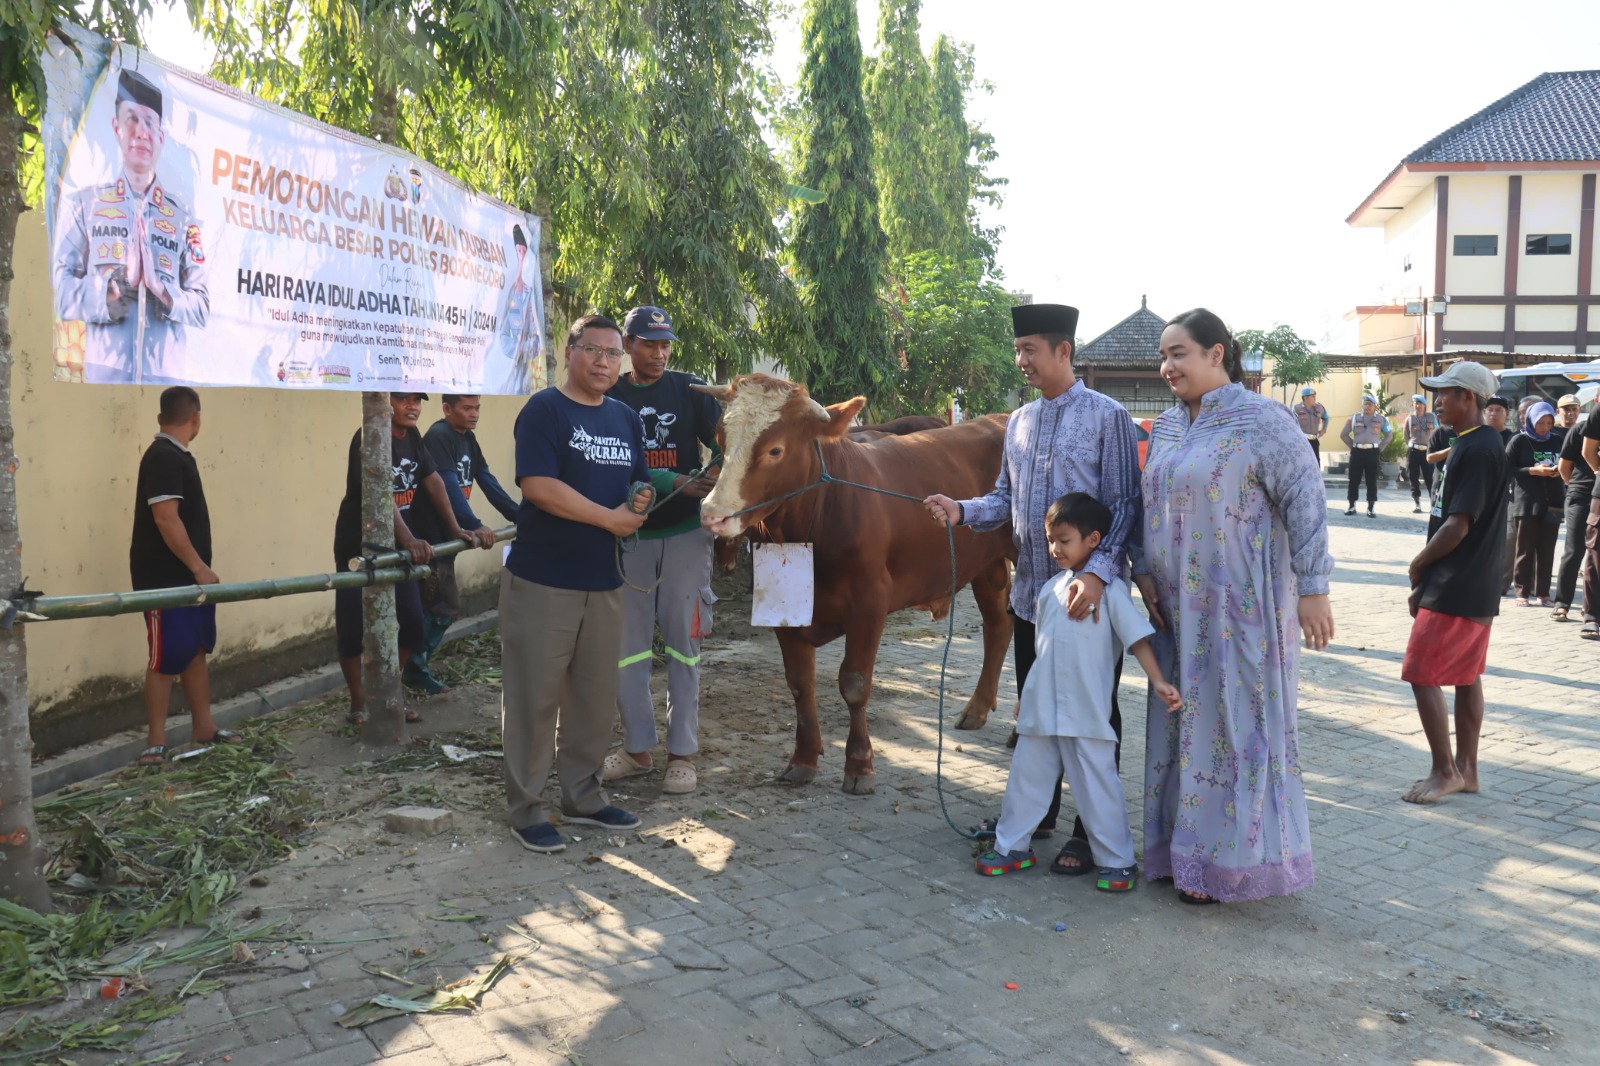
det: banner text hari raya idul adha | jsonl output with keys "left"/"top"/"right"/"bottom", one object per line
{"left": 42, "top": 24, "right": 544, "bottom": 394}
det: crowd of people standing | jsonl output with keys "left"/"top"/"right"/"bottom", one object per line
{"left": 122, "top": 294, "right": 1594, "bottom": 906}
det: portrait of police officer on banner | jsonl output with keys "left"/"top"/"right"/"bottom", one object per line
{"left": 52, "top": 68, "right": 209, "bottom": 386}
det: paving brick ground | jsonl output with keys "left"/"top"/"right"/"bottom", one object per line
{"left": 71, "top": 487, "right": 1600, "bottom": 1064}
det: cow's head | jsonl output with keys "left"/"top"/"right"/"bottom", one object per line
{"left": 693, "top": 374, "right": 866, "bottom": 537}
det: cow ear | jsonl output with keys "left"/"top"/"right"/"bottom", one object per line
{"left": 819, "top": 397, "right": 868, "bottom": 439}
{"left": 692, "top": 382, "right": 733, "bottom": 403}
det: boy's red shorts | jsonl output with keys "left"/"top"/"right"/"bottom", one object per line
{"left": 1401, "top": 608, "right": 1491, "bottom": 687}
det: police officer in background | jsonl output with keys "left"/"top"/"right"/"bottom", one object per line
{"left": 1294, "top": 387, "right": 1330, "bottom": 460}
{"left": 1341, "top": 394, "right": 1392, "bottom": 517}
{"left": 1403, "top": 394, "right": 1439, "bottom": 513}
{"left": 52, "top": 69, "right": 208, "bottom": 385}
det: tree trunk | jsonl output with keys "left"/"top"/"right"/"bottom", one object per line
{"left": 0, "top": 96, "right": 53, "bottom": 910}
{"left": 358, "top": 82, "right": 407, "bottom": 749}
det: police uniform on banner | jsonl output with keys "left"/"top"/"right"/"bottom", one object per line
{"left": 52, "top": 70, "right": 208, "bottom": 385}
{"left": 1293, "top": 388, "right": 1329, "bottom": 460}
{"left": 489, "top": 224, "right": 540, "bottom": 393}
{"left": 1403, "top": 395, "right": 1439, "bottom": 512}
{"left": 1340, "top": 396, "right": 1392, "bottom": 516}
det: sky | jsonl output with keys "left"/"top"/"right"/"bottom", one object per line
{"left": 143, "top": 0, "right": 1600, "bottom": 347}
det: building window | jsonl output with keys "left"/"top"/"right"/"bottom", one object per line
{"left": 1403, "top": 253, "right": 1412, "bottom": 272}
{"left": 1526, "top": 233, "right": 1572, "bottom": 255}
{"left": 1453, "top": 234, "right": 1498, "bottom": 256}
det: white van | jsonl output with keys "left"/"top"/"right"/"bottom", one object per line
{"left": 1491, "top": 362, "right": 1600, "bottom": 414}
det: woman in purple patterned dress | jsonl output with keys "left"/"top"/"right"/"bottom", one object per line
{"left": 1141, "top": 309, "right": 1336, "bottom": 904}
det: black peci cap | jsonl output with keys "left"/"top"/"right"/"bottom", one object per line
{"left": 1011, "top": 303, "right": 1078, "bottom": 340}
{"left": 117, "top": 69, "right": 163, "bottom": 118}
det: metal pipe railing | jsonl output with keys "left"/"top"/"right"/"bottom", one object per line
{"left": 9, "top": 525, "right": 515, "bottom": 624}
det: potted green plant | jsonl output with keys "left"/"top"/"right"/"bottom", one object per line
{"left": 1380, "top": 431, "right": 1406, "bottom": 484}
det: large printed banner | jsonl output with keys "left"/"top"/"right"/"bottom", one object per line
{"left": 42, "top": 26, "right": 545, "bottom": 393}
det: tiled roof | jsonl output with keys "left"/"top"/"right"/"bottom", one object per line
{"left": 1074, "top": 297, "right": 1164, "bottom": 368}
{"left": 1405, "top": 70, "right": 1600, "bottom": 164}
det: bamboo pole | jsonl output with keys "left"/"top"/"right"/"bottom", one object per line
{"left": 13, "top": 526, "right": 512, "bottom": 623}
{"left": 345, "top": 525, "right": 513, "bottom": 573}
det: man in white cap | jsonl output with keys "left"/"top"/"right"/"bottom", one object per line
{"left": 1293, "top": 387, "right": 1329, "bottom": 461}
{"left": 1403, "top": 394, "right": 1439, "bottom": 513}
{"left": 1402, "top": 361, "right": 1507, "bottom": 804}
{"left": 1340, "top": 395, "right": 1391, "bottom": 517}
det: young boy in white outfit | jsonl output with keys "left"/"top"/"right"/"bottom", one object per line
{"left": 976, "top": 492, "right": 1181, "bottom": 891}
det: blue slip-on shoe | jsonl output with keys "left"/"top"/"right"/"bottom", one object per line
{"left": 564, "top": 805, "right": 641, "bottom": 830}
{"left": 511, "top": 822, "right": 567, "bottom": 854}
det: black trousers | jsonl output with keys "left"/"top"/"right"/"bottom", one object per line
{"left": 1347, "top": 449, "right": 1380, "bottom": 506}
{"left": 1513, "top": 515, "right": 1561, "bottom": 599}
{"left": 1308, "top": 437, "right": 1320, "bottom": 462}
{"left": 1011, "top": 610, "right": 1123, "bottom": 843}
{"left": 1406, "top": 447, "right": 1434, "bottom": 501}
{"left": 1555, "top": 494, "right": 1591, "bottom": 614}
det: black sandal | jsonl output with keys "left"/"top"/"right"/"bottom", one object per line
{"left": 195, "top": 729, "right": 243, "bottom": 744}
{"left": 1050, "top": 837, "right": 1095, "bottom": 876}
{"left": 135, "top": 744, "right": 168, "bottom": 766}
{"left": 1178, "top": 889, "right": 1219, "bottom": 905}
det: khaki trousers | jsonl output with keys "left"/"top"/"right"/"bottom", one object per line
{"left": 499, "top": 571, "right": 621, "bottom": 828}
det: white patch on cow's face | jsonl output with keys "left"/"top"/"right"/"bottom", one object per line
{"left": 700, "top": 382, "right": 795, "bottom": 537}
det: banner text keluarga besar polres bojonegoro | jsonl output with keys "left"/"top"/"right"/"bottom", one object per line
{"left": 211, "top": 149, "right": 508, "bottom": 287}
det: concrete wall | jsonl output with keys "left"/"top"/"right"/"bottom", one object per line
{"left": 1380, "top": 191, "right": 1437, "bottom": 300}
{"left": 10, "top": 210, "right": 532, "bottom": 752}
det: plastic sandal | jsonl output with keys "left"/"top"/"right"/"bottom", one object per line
{"left": 135, "top": 744, "right": 167, "bottom": 766}
{"left": 662, "top": 761, "right": 697, "bottom": 794}
{"left": 1095, "top": 865, "right": 1138, "bottom": 893}
{"left": 195, "top": 729, "right": 243, "bottom": 744}
{"left": 975, "top": 848, "right": 1036, "bottom": 876}
{"left": 1583, "top": 622, "right": 1600, "bottom": 640}
{"left": 602, "top": 750, "right": 654, "bottom": 782}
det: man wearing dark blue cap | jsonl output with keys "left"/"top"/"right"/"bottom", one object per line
{"left": 602, "top": 306, "right": 724, "bottom": 795}
{"left": 52, "top": 67, "right": 209, "bottom": 385}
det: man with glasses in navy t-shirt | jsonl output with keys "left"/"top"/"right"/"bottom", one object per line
{"left": 501, "top": 314, "right": 652, "bottom": 854}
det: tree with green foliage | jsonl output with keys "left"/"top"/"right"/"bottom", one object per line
{"left": 1, "top": 0, "right": 158, "bottom": 910}
{"left": 789, "top": 0, "right": 894, "bottom": 408}
{"left": 864, "top": 0, "right": 941, "bottom": 260}
{"left": 588, "top": 0, "right": 807, "bottom": 383}
{"left": 1238, "top": 324, "right": 1326, "bottom": 405}
{"left": 891, "top": 251, "right": 1017, "bottom": 417}
{"left": 926, "top": 35, "right": 1004, "bottom": 268}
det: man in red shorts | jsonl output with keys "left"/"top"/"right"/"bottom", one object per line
{"left": 1402, "top": 361, "right": 1508, "bottom": 803}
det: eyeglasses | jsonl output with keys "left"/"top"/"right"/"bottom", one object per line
{"left": 571, "top": 342, "right": 625, "bottom": 363}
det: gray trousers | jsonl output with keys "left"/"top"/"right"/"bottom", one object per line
{"left": 996, "top": 735, "right": 1135, "bottom": 868}
{"left": 499, "top": 571, "right": 620, "bottom": 828}
{"left": 617, "top": 527, "right": 715, "bottom": 756}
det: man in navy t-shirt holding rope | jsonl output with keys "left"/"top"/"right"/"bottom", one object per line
{"left": 501, "top": 314, "right": 652, "bottom": 854}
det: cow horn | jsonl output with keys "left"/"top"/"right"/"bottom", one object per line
{"left": 804, "top": 397, "right": 831, "bottom": 423}
{"left": 692, "top": 382, "right": 733, "bottom": 402}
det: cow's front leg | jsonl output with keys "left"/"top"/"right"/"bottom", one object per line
{"left": 838, "top": 610, "right": 887, "bottom": 795}
{"left": 776, "top": 628, "right": 820, "bottom": 785}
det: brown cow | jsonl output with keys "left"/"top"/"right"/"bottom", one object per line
{"left": 695, "top": 374, "right": 1013, "bottom": 795}
{"left": 712, "top": 414, "right": 948, "bottom": 574}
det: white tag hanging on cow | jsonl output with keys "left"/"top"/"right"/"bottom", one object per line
{"left": 751, "top": 543, "right": 814, "bottom": 627}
